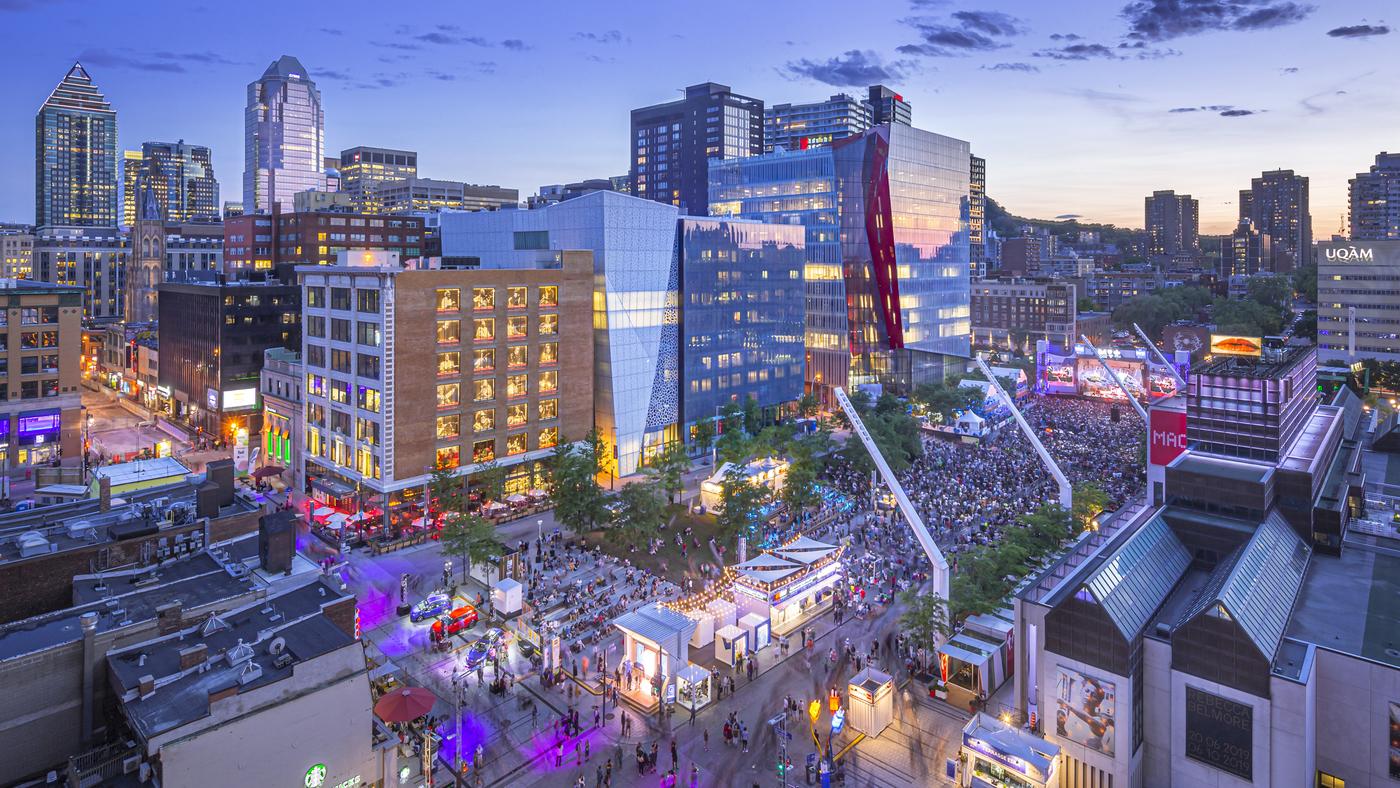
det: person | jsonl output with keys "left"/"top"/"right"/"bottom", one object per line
{"left": 556, "top": 742, "right": 565, "bottom": 768}
{"left": 703, "top": 727, "right": 709, "bottom": 751}
{"left": 670, "top": 739, "right": 677, "bottom": 768}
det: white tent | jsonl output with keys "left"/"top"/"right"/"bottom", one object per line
{"left": 955, "top": 410, "right": 986, "bottom": 436}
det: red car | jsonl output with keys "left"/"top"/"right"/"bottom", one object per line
{"left": 431, "top": 605, "right": 479, "bottom": 641}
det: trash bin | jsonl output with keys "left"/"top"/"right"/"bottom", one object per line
{"left": 805, "top": 752, "right": 817, "bottom": 785}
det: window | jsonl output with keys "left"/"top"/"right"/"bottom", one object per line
{"left": 356, "top": 289, "right": 379, "bottom": 312}
{"left": 507, "top": 286, "right": 527, "bottom": 309}
{"left": 356, "top": 447, "right": 380, "bottom": 479}
{"left": 539, "top": 342, "right": 558, "bottom": 365}
{"left": 437, "top": 383, "right": 460, "bottom": 408}
{"left": 438, "top": 351, "right": 460, "bottom": 376}
{"left": 357, "top": 417, "right": 380, "bottom": 445}
{"left": 473, "top": 318, "right": 494, "bottom": 342}
{"left": 513, "top": 230, "right": 549, "bottom": 250}
{"left": 472, "top": 439, "right": 496, "bottom": 463}
{"left": 20, "top": 381, "right": 36, "bottom": 399}
{"left": 506, "top": 316, "right": 527, "bottom": 339}
{"left": 436, "top": 288, "right": 460, "bottom": 312}
{"left": 1317, "top": 773, "right": 1344, "bottom": 788}
{"left": 539, "top": 286, "right": 558, "bottom": 307}
{"left": 436, "top": 414, "right": 460, "bottom": 440}
{"left": 539, "top": 370, "right": 558, "bottom": 393}
{"left": 437, "top": 320, "right": 461, "bottom": 344}
{"left": 507, "top": 345, "right": 528, "bottom": 368}
{"left": 305, "top": 345, "right": 327, "bottom": 369}
{"left": 331, "top": 318, "right": 351, "bottom": 342}
{"left": 356, "top": 321, "right": 381, "bottom": 346}
{"left": 20, "top": 307, "right": 39, "bottom": 325}
{"left": 473, "top": 409, "right": 496, "bottom": 432}
{"left": 474, "top": 378, "right": 495, "bottom": 402}
{"left": 539, "top": 426, "right": 558, "bottom": 449}
{"left": 506, "top": 433, "right": 528, "bottom": 455}
{"left": 306, "top": 374, "right": 325, "bottom": 397}
{"left": 506, "top": 403, "right": 527, "bottom": 427}
{"left": 539, "top": 314, "right": 558, "bottom": 336}
{"left": 330, "top": 411, "right": 351, "bottom": 436}
{"left": 436, "top": 446, "right": 460, "bottom": 470}
{"left": 306, "top": 315, "right": 326, "bottom": 338}
{"left": 330, "top": 349, "right": 351, "bottom": 374}
{"left": 357, "top": 354, "right": 380, "bottom": 379}
{"left": 307, "top": 403, "right": 325, "bottom": 427}
{"left": 472, "top": 287, "right": 495, "bottom": 310}
{"left": 358, "top": 386, "right": 381, "bottom": 412}
{"left": 470, "top": 348, "right": 495, "bottom": 373}
{"left": 306, "top": 287, "right": 325, "bottom": 308}
{"left": 330, "top": 287, "right": 351, "bottom": 310}
{"left": 329, "top": 380, "right": 350, "bottom": 405}
{"left": 538, "top": 398, "right": 558, "bottom": 420}
{"left": 506, "top": 374, "right": 528, "bottom": 399}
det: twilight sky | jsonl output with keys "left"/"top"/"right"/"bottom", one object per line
{"left": 4, "top": 0, "right": 1395, "bottom": 235}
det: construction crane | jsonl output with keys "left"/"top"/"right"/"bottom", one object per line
{"left": 973, "top": 357, "right": 1073, "bottom": 511}
{"left": 1079, "top": 335, "right": 1149, "bottom": 422}
{"left": 832, "top": 387, "right": 949, "bottom": 604}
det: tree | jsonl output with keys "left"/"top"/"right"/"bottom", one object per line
{"left": 898, "top": 591, "right": 953, "bottom": 659}
{"left": 1072, "top": 481, "right": 1110, "bottom": 532}
{"left": 473, "top": 459, "right": 506, "bottom": 502}
{"left": 780, "top": 434, "right": 823, "bottom": 515}
{"left": 1077, "top": 297, "right": 1099, "bottom": 314}
{"left": 742, "top": 395, "right": 764, "bottom": 435}
{"left": 1246, "top": 274, "right": 1294, "bottom": 314}
{"left": 646, "top": 443, "right": 690, "bottom": 504}
{"left": 438, "top": 512, "right": 502, "bottom": 585}
{"left": 427, "top": 461, "right": 467, "bottom": 528}
{"left": 550, "top": 433, "right": 609, "bottom": 533}
{"left": 716, "top": 466, "right": 769, "bottom": 544}
{"left": 1293, "top": 309, "right": 1316, "bottom": 340}
{"left": 841, "top": 401, "right": 922, "bottom": 476}
{"left": 610, "top": 480, "right": 666, "bottom": 546}
{"left": 797, "top": 393, "right": 821, "bottom": 418}
{"left": 714, "top": 422, "right": 752, "bottom": 467}
{"left": 692, "top": 418, "right": 716, "bottom": 457}
{"left": 1293, "top": 261, "right": 1318, "bottom": 303}
{"left": 1212, "top": 297, "right": 1284, "bottom": 336}
{"left": 913, "top": 379, "right": 983, "bottom": 423}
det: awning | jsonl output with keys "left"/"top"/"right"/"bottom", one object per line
{"left": 326, "top": 512, "right": 350, "bottom": 529}
{"left": 312, "top": 506, "right": 335, "bottom": 518}
{"left": 506, "top": 494, "right": 528, "bottom": 504}
{"left": 939, "top": 640, "right": 990, "bottom": 666}
{"left": 310, "top": 476, "right": 356, "bottom": 498}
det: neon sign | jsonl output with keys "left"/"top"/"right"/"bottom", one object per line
{"left": 305, "top": 764, "right": 328, "bottom": 788}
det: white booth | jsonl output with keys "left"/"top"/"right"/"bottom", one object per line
{"left": 674, "top": 663, "right": 713, "bottom": 712}
{"left": 847, "top": 667, "right": 895, "bottom": 737}
{"left": 684, "top": 597, "right": 737, "bottom": 649}
{"left": 491, "top": 577, "right": 523, "bottom": 617}
{"left": 738, "top": 612, "right": 770, "bottom": 653}
{"left": 732, "top": 536, "right": 843, "bottom": 636}
{"left": 613, "top": 603, "right": 696, "bottom": 706}
{"left": 715, "top": 624, "right": 746, "bottom": 666}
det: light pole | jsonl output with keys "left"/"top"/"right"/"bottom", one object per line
{"left": 536, "top": 518, "right": 543, "bottom": 555}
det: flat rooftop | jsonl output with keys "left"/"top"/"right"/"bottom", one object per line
{"left": 1282, "top": 539, "right": 1400, "bottom": 671}
{"left": 1169, "top": 451, "right": 1275, "bottom": 484}
{"left": 1193, "top": 344, "right": 1310, "bottom": 381}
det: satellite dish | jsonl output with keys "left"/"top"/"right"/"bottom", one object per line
{"left": 268, "top": 637, "right": 287, "bottom": 655}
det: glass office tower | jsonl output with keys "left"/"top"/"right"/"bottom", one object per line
{"left": 122, "top": 141, "right": 220, "bottom": 225}
{"left": 244, "top": 56, "right": 325, "bottom": 214}
{"left": 677, "top": 217, "right": 805, "bottom": 433}
{"left": 711, "top": 123, "right": 970, "bottom": 402}
{"left": 36, "top": 63, "right": 118, "bottom": 229}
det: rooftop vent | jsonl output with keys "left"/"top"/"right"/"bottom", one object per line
{"left": 17, "top": 530, "right": 51, "bottom": 558}
{"left": 237, "top": 660, "right": 263, "bottom": 686}
{"left": 200, "top": 614, "right": 229, "bottom": 637}
{"left": 226, "top": 639, "right": 254, "bottom": 666}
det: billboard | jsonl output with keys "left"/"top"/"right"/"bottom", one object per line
{"left": 1037, "top": 343, "right": 1186, "bottom": 402}
{"left": 1054, "top": 666, "right": 1116, "bottom": 756}
{"left": 1185, "top": 687, "right": 1252, "bottom": 780}
{"left": 1391, "top": 701, "right": 1400, "bottom": 779}
{"left": 1038, "top": 350, "right": 1078, "bottom": 395}
{"left": 1209, "top": 335, "right": 1262, "bottom": 358}
{"left": 1162, "top": 325, "right": 1210, "bottom": 357}
{"left": 1149, "top": 407, "right": 1188, "bottom": 466}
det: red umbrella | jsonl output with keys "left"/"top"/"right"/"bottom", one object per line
{"left": 374, "top": 686, "right": 438, "bottom": 722}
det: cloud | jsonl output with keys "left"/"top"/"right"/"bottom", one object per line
{"left": 1034, "top": 42, "right": 1121, "bottom": 60}
{"left": 1327, "top": 23, "right": 1390, "bottom": 38}
{"left": 1056, "top": 214, "right": 1083, "bottom": 219}
{"left": 900, "top": 9, "right": 1023, "bottom": 56}
{"left": 982, "top": 62, "right": 1039, "bottom": 72}
{"left": 1121, "top": 0, "right": 1314, "bottom": 42}
{"left": 77, "top": 48, "right": 185, "bottom": 72}
{"left": 1168, "top": 104, "right": 1263, "bottom": 116}
{"left": 502, "top": 39, "right": 529, "bottom": 51}
{"left": 585, "top": 54, "right": 617, "bottom": 64}
{"left": 152, "top": 50, "right": 242, "bottom": 66}
{"left": 1280, "top": 66, "right": 1299, "bottom": 73}
{"left": 316, "top": 68, "right": 354, "bottom": 81}
{"left": 952, "top": 10, "right": 1022, "bottom": 36}
{"left": 783, "top": 49, "right": 914, "bottom": 87}
{"left": 1219, "top": 108, "right": 1257, "bottom": 116}
{"left": 1050, "top": 32, "right": 1082, "bottom": 40}
{"left": 372, "top": 40, "right": 422, "bottom": 51}
{"left": 573, "top": 30, "right": 626, "bottom": 44}
{"left": 319, "top": 27, "right": 343, "bottom": 36}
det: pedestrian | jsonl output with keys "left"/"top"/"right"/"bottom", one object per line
{"left": 575, "top": 741, "right": 583, "bottom": 766}
{"left": 670, "top": 739, "right": 677, "bottom": 768}
{"left": 650, "top": 741, "right": 659, "bottom": 772}
{"left": 703, "top": 727, "right": 710, "bottom": 751}
{"left": 723, "top": 721, "right": 731, "bottom": 746}
{"left": 556, "top": 742, "right": 564, "bottom": 768}
{"left": 595, "top": 764, "right": 604, "bottom": 788}
{"left": 585, "top": 740, "right": 591, "bottom": 762}
{"left": 740, "top": 722, "right": 749, "bottom": 753}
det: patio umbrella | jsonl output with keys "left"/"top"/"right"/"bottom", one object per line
{"left": 251, "top": 465, "right": 285, "bottom": 480}
{"left": 373, "top": 686, "right": 438, "bottom": 723}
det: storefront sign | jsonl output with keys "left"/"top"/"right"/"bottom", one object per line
{"left": 304, "top": 763, "right": 328, "bottom": 788}
{"left": 18, "top": 410, "right": 60, "bottom": 437}
{"left": 1149, "top": 408, "right": 1188, "bottom": 466}
{"left": 830, "top": 709, "right": 845, "bottom": 735}
{"left": 1322, "top": 245, "right": 1374, "bottom": 263}
{"left": 1185, "top": 686, "right": 1252, "bottom": 780}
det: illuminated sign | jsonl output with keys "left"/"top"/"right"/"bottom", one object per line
{"left": 1209, "top": 335, "right": 1262, "bottom": 358}
{"left": 305, "top": 764, "right": 328, "bottom": 788}
{"left": 18, "top": 410, "right": 61, "bottom": 436}
{"left": 1149, "top": 408, "right": 1188, "bottom": 466}
{"left": 206, "top": 387, "right": 219, "bottom": 411}
{"left": 830, "top": 709, "right": 845, "bottom": 735}
{"left": 1322, "top": 245, "right": 1374, "bottom": 263}
{"left": 222, "top": 387, "right": 258, "bottom": 411}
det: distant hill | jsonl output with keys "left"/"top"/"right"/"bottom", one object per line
{"left": 986, "top": 196, "right": 1140, "bottom": 248}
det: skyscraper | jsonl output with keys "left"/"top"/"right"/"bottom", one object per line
{"left": 1349, "top": 152, "right": 1400, "bottom": 241}
{"left": 630, "top": 82, "right": 763, "bottom": 215}
{"left": 1228, "top": 217, "right": 1272, "bottom": 278}
{"left": 35, "top": 63, "right": 118, "bottom": 229}
{"left": 970, "top": 155, "right": 986, "bottom": 279}
{"left": 1144, "top": 190, "right": 1199, "bottom": 260}
{"left": 243, "top": 56, "right": 324, "bottom": 214}
{"left": 866, "top": 85, "right": 911, "bottom": 126}
{"left": 121, "top": 140, "right": 220, "bottom": 226}
{"left": 337, "top": 146, "right": 417, "bottom": 211}
{"left": 1238, "top": 169, "right": 1310, "bottom": 272}
{"left": 763, "top": 84, "right": 913, "bottom": 154}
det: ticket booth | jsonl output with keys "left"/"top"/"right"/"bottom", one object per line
{"left": 847, "top": 667, "right": 894, "bottom": 737}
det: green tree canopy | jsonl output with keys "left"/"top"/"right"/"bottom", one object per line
{"left": 438, "top": 512, "right": 502, "bottom": 584}
{"left": 550, "top": 430, "right": 609, "bottom": 533}
{"left": 1212, "top": 297, "right": 1285, "bottom": 336}
{"left": 645, "top": 443, "right": 690, "bottom": 504}
{"left": 898, "top": 591, "right": 954, "bottom": 653}
{"left": 610, "top": 479, "right": 666, "bottom": 546}
{"left": 716, "top": 465, "right": 770, "bottom": 543}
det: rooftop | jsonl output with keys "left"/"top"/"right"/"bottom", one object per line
{"left": 1193, "top": 344, "right": 1311, "bottom": 381}
{"left": 91, "top": 457, "right": 191, "bottom": 488}
{"left": 1282, "top": 539, "right": 1400, "bottom": 671}
{"left": 1168, "top": 451, "right": 1275, "bottom": 484}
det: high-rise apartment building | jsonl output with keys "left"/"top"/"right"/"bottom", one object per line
{"left": 630, "top": 82, "right": 763, "bottom": 215}
{"left": 970, "top": 155, "right": 986, "bottom": 279}
{"left": 1317, "top": 239, "right": 1400, "bottom": 363}
{"left": 337, "top": 147, "right": 416, "bottom": 211}
{"left": 1145, "top": 189, "right": 1199, "bottom": 259}
{"left": 764, "top": 84, "right": 911, "bottom": 154}
{"left": 970, "top": 278, "right": 1076, "bottom": 351}
{"left": 710, "top": 122, "right": 971, "bottom": 403}
{"left": 866, "top": 85, "right": 911, "bottom": 126}
{"left": 373, "top": 178, "right": 517, "bottom": 215}
{"left": 999, "top": 236, "right": 1041, "bottom": 277}
{"left": 1238, "top": 169, "right": 1310, "bottom": 272}
{"left": 1348, "top": 152, "right": 1400, "bottom": 240}
{"left": 0, "top": 230, "right": 33, "bottom": 279}
{"left": 120, "top": 140, "right": 220, "bottom": 226}
{"left": 1228, "top": 217, "right": 1273, "bottom": 278}
{"left": 243, "top": 56, "right": 325, "bottom": 214}
{"left": 32, "top": 228, "right": 127, "bottom": 320}
{"left": 222, "top": 211, "right": 424, "bottom": 281}
{"left": 297, "top": 252, "right": 594, "bottom": 516}
{"left": 36, "top": 63, "right": 118, "bottom": 229}
{"left": 0, "top": 279, "right": 84, "bottom": 475}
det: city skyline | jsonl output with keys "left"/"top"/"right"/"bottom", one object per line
{"left": 1, "top": 0, "right": 1395, "bottom": 234}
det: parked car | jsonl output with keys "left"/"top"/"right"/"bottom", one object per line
{"left": 431, "top": 605, "right": 479, "bottom": 641}
{"left": 516, "top": 638, "right": 538, "bottom": 659}
{"left": 465, "top": 627, "right": 507, "bottom": 667}
{"left": 409, "top": 593, "right": 451, "bottom": 623}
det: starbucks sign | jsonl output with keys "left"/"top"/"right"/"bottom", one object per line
{"left": 305, "top": 764, "right": 328, "bottom": 788}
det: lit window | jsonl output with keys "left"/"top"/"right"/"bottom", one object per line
{"left": 472, "top": 287, "right": 495, "bottom": 310}
{"left": 507, "top": 316, "right": 528, "bottom": 338}
{"left": 472, "top": 439, "right": 495, "bottom": 463}
{"left": 437, "top": 383, "right": 460, "bottom": 408}
{"left": 506, "top": 433, "right": 527, "bottom": 455}
{"left": 539, "top": 314, "right": 558, "bottom": 336}
{"left": 436, "top": 446, "right": 460, "bottom": 469}
{"left": 438, "top": 352, "right": 460, "bottom": 376}
{"left": 506, "top": 374, "right": 528, "bottom": 399}
{"left": 436, "top": 414, "right": 460, "bottom": 439}
{"left": 473, "top": 409, "right": 496, "bottom": 432}
{"left": 538, "top": 399, "right": 558, "bottom": 420}
{"left": 539, "top": 370, "right": 557, "bottom": 393}
{"left": 539, "top": 286, "right": 558, "bottom": 307}
{"left": 507, "top": 346, "right": 528, "bottom": 368}
{"left": 473, "top": 318, "right": 494, "bottom": 341}
{"left": 357, "top": 386, "right": 381, "bottom": 413}
{"left": 473, "top": 378, "right": 495, "bottom": 402}
{"left": 473, "top": 349, "right": 495, "bottom": 372}
{"left": 507, "top": 403, "right": 527, "bottom": 427}
{"left": 539, "top": 427, "right": 558, "bottom": 449}
{"left": 436, "top": 288, "right": 460, "bottom": 312}
{"left": 507, "top": 286, "right": 527, "bottom": 309}
{"left": 539, "top": 342, "right": 558, "bottom": 365}
{"left": 437, "top": 320, "right": 461, "bottom": 344}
